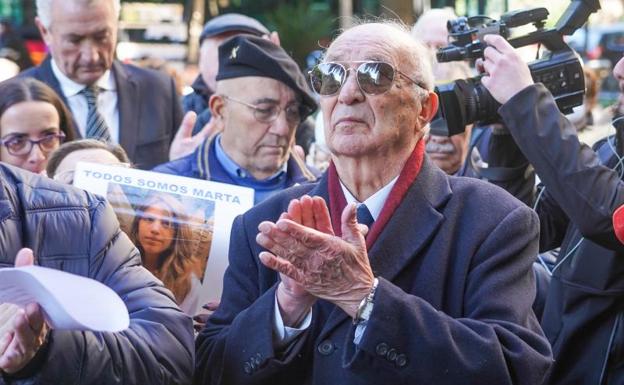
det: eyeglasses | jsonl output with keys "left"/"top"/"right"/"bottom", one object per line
{"left": 222, "top": 95, "right": 309, "bottom": 125}
{"left": 308, "top": 61, "right": 428, "bottom": 96}
{"left": 0, "top": 132, "right": 66, "bottom": 156}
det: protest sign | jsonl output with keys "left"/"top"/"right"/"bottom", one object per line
{"left": 74, "top": 162, "right": 254, "bottom": 315}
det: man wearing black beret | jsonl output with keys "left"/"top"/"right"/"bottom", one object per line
{"left": 181, "top": 14, "right": 271, "bottom": 138}
{"left": 154, "top": 35, "right": 319, "bottom": 204}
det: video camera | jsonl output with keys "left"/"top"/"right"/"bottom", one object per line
{"left": 433, "top": 0, "right": 601, "bottom": 136}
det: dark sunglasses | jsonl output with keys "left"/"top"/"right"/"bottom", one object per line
{"left": 308, "top": 61, "right": 427, "bottom": 96}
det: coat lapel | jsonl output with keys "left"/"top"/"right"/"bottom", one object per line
{"left": 317, "top": 157, "right": 452, "bottom": 340}
{"left": 114, "top": 61, "right": 140, "bottom": 161}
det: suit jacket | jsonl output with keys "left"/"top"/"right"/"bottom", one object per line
{"left": 20, "top": 57, "right": 183, "bottom": 169}
{"left": 195, "top": 156, "right": 552, "bottom": 385}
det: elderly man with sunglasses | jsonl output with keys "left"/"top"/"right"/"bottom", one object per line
{"left": 154, "top": 35, "right": 318, "bottom": 204}
{"left": 194, "top": 22, "right": 551, "bottom": 385}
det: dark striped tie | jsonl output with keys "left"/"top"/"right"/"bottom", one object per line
{"left": 82, "top": 85, "right": 112, "bottom": 142}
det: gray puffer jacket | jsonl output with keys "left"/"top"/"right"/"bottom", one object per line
{"left": 0, "top": 164, "right": 193, "bottom": 384}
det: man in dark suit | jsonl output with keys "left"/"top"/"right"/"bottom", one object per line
{"left": 194, "top": 22, "right": 552, "bottom": 384}
{"left": 20, "top": 0, "right": 182, "bottom": 170}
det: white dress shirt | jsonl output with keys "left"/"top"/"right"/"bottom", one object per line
{"left": 51, "top": 59, "right": 120, "bottom": 143}
{"left": 272, "top": 176, "right": 398, "bottom": 346}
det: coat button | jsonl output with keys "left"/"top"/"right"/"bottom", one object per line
{"left": 243, "top": 362, "right": 252, "bottom": 374}
{"left": 386, "top": 348, "right": 397, "bottom": 361}
{"left": 318, "top": 340, "right": 335, "bottom": 355}
{"left": 376, "top": 342, "right": 389, "bottom": 356}
{"left": 395, "top": 354, "right": 407, "bottom": 367}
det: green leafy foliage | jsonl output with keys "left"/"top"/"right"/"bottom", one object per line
{"left": 214, "top": 0, "right": 336, "bottom": 68}
{"left": 265, "top": 1, "right": 335, "bottom": 67}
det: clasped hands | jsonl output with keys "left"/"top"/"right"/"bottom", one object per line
{"left": 256, "top": 195, "right": 374, "bottom": 326}
{"left": 0, "top": 248, "right": 48, "bottom": 375}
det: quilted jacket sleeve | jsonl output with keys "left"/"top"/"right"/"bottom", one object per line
{"left": 3, "top": 197, "right": 194, "bottom": 385}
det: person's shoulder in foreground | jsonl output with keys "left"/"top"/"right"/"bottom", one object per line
{"left": 0, "top": 163, "right": 194, "bottom": 384}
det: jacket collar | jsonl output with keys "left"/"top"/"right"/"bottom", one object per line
{"left": 194, "top": 134, "right": 317, "bottom": 184}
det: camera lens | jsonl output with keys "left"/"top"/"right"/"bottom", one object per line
{"left": 435, "top": 78, "right": 501, "bottom": 136}
{"left": 464, "top": 78, "right": 500, "bottom": 126}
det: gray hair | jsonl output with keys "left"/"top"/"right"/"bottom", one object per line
{"left": 412, "top": 8, "right": 457, "bottom": 38}
{"left": 37, "top": 0, "right": 121, "bottom": 28}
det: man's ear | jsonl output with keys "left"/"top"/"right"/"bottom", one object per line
{"left": 209, "top": 94, "right": 226, "bottom": 122}
{"left": 35, "top": 17, "right": 53, "bottom": 47}
{"left": 420, "top": 91, "right": 439, "bottom": 123}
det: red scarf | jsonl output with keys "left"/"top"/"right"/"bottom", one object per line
{"left": 327, "top": 139, "right": 425, "bottom": 249}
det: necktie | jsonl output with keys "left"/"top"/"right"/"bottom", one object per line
{"left": 356, "top": 203, "right": 375, "bottom": 228}
{"left": 82, "top": 85, "right": 112, "bottom": 142}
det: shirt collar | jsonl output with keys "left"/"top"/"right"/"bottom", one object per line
{"left": 339, "top": 176, "right": 399, "bottom": 221}
{"left": 214, "top": 134, "right": 287, "bottom": 181}
{"left": 50, "top": 58, "right": 116, "bottom": 97}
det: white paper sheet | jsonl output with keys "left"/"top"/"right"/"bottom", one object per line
{"left": 0, "top": 266, "right": 129, "bottom": 332}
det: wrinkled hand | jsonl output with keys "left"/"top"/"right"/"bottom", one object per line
{"left": 479, "top": 34, "right": 534, "bottom": 105}
{"left": 257, "top": 198, "right": 374, "bottom": 319}
{"left": 267, "top": 196, "right": 330, "bottom": 326}
{"left": 169, "top": 111, "right": 218, "bottom": 161}
{"left": 0, "top": 249, "right": 48, "bottom": 374}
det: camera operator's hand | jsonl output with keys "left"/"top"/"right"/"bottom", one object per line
{"left": 479, "top": 34, "right": 534, "bottom": 104}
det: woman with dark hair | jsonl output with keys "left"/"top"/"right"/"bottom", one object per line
{"left": 130, "top": 192, "right": 202, "bottom": 314}
{"left": 0, "top": 77, "right": 75, "bottom": 174}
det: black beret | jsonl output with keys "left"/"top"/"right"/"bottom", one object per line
{"left": 200, "top": 13, "right": 269, "bottom": 43}
{"left": 216, "top": 35, "right": 317, "bottom": 118}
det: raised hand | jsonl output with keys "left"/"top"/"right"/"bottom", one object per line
{"left": 265, "top": 196, "right": 328, "bottom": 327}
{"left": 479, "top": 34, "right": 534, "bottom": 104}
{"left": 257, "top": 199, "right": 374, "bottom": 319}
{"left": 169, "top": 111, "right": 218, "bottom": 161}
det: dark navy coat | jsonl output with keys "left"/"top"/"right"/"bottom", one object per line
{"left": 500, "top": 84, "right": 624, "bottom": 385}
{"left": 20, "top": 56, "right": 182, "bottom": 170}
{"left": 194, "top": 156, "right": 552, "bottom": 385}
